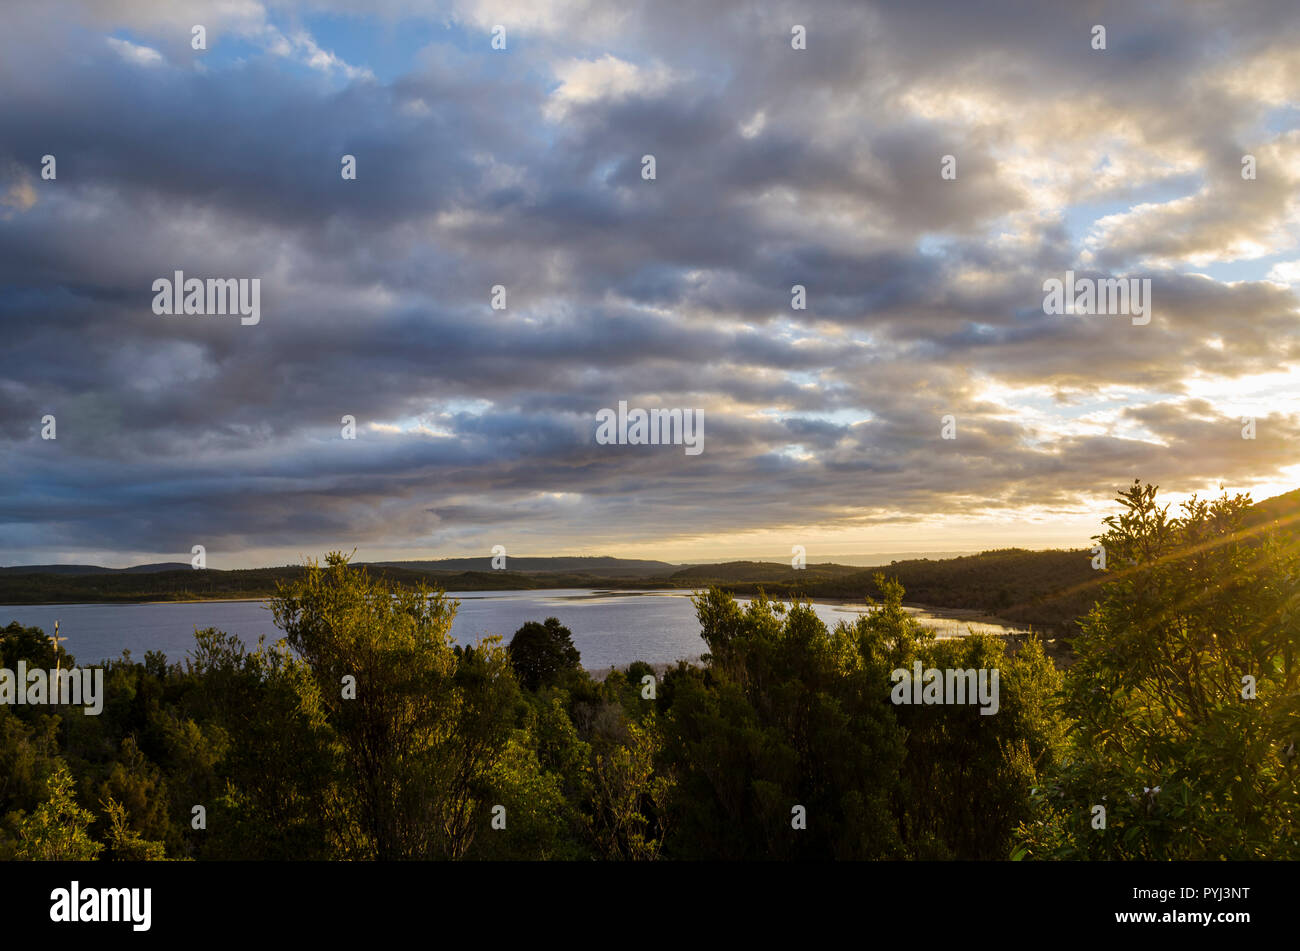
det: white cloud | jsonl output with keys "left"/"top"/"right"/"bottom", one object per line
{"left": 1266, "top": 259, "right": 1300, "bottom": 285}
{"left": 106, "top": 36, "right": 165, "bottom": 67}
{"left": 739, "top": 110, "right": 766, "bottom": 139}
{"left": 450, "top": 0, "right": 630, "bottom": 41}
{"left": 544, "top": 55, "right": 678, "bottom": 120}
{"left": 262, "top": 27, "right": 374, "bottom": 81}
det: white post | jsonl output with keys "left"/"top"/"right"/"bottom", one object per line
{"left": 51, "top": 620, "right": 67, "bottom": 675}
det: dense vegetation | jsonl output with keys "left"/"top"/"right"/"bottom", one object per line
{"left": 707, "top": 550, "right": 1100, "bottom": 636}
{"left": 0, "top": 482, "right": 1296, "bottom": 860}
{"left": 1016, "top": 483, "right": 1300, "bottom": 858}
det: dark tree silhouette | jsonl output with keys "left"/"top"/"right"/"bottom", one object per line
{"left": 508, "top": 617, "right": 581, "bottom": 690}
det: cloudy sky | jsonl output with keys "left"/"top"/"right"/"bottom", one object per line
{"left": 2, "top": 0, "right": 1299, "bottom": 569}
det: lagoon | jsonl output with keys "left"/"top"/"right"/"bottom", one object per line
{"left": 0, "top": 589, "right": 1024, "bottom": 670}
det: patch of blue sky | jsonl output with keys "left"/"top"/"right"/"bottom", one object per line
{"left": 916, "top": 235, "right": 950, "bottom": 257}
{"left": 1064, "top": 199, "right": 1133, "bottom": 242}
{"left": 439, "top": 398, "right": 496, "bottom": 417}
{"left": 1064, "top": 199, "right": 1155, "bottom": 249}
{"left": 300, "top": 15, "right": 685, "bottom": 104}
{"left": 379, "top": 401, "right": 493, "bottom": 434}
{"left": 1001, "top": 391, "right": 1111, "bottom": 421}
{"left": 182, "top": 32, "right": 265, "bottom": 70}
{"left": 303, "top": 15, "right": 445, "bottom": 82}
{"left": 1262, "top": 105, "right": 1300, "bottom": 137}
{"left": 1191, "top": 257, "right": 1281, "bottom": 284}
{"left": 763, "top": 407, "right": 871, "bottom": 427}
{"left": 785, "top": 370, "right": 821, "bottom": 387}
{"left": 591, "top": 158, "right": 624, "bottom": 186}
{"left": 104, "top": 25, "right": 352, "bottom": 84}
{"left": 1064, "top": 161, "right": 1202, "bottom": 246}
{"left": 775, "top": 443, "right": 814, "bottom": 461}
{"left": 769, "top": 317, "right": 822, "bottom": 343}
{"left": 148, "top": 14, "right": 490, "bottom": 86}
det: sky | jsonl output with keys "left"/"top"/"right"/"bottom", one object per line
{"left": 1, "top": 0, "right": 1299, "bottom": 569}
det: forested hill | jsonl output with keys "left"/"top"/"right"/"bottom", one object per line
{"left": 0, "top": 562, "right": 190, "bottom": 575}
{"left": 0, "top": 550, "right": 1104, "bottom": 628}
{"left": 1246, "top": 486, "right": 1300, "bottom": 531}
{"left": 2, "top": 487, "right": 1295, "bottom": 627}
{"left": 668, "top": 561, "right": 866, "bottom": 582}
{"left": 689, "top": 487, "right": 1300, "bottom": 634}
{"left": 703, "top": 549, "right": 1099, "bottom": 634}
{"left": 370, "top": 556, "right": 680, "bottom": 577}
{"left": 0, "top": 565, "right": 681, "bottom": 604}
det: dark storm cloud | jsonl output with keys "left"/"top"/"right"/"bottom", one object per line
{"left": 1, "top": 0, "right": 1299, "bottom": 564}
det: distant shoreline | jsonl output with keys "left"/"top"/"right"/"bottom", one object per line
{"left": 0, "top": 589, "right": 1026, "bottom": 631}
{"left": 0, "top": 550, "right": 1106, "bottom": 641}
{"left": 0, "top": 597, "right": 275, "bottom": 607}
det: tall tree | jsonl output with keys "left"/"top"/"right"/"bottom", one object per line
{"left": 271, "top": 552, "right": 518, "bottom": 859}
{"left": 1019, "top": 481, "right": 1300, "bottom": 859}
{"left": 507, "top": 617, "right": 582, "bottom": 691}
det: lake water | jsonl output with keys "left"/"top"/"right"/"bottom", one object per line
{"left": 0, "top": 589, "right": 1023, "bottom": 670}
